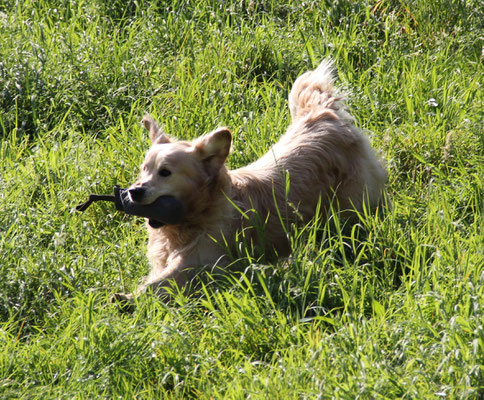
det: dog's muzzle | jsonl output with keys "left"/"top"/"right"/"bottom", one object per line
{"left": 75, "top": 185, "right": 183, "bottom": 228}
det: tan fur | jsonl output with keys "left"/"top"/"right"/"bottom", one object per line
{"left": 123, "top": 61, "right": 388, "bottom": 299}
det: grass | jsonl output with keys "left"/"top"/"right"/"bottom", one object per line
{"left": 0, "top": 0, "right": 483, "bottom": 398}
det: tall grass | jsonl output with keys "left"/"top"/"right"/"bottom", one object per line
{"left": 0, "top": 0, "right": 482, "bottom": 398}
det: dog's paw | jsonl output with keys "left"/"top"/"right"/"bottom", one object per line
{"left": 110, "top": 292, "right": 135, "bottom": 313}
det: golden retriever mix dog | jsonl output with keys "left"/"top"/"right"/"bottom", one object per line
{"left": 113, "top": 61, "right": 388, "bottom": 303}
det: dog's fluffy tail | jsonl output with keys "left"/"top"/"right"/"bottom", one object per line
{"left": 288, "top": 60, "right": 350, "bottom": 123}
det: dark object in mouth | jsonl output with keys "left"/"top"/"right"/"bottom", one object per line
{"left": 75, "top": 185, "right": 183, "bottom": 228}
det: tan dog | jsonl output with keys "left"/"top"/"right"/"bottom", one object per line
{"left": 116, "top": 61, "right": 388, "bottom": 302}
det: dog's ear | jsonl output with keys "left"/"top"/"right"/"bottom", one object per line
{"left": 142, "top": 115, "right": 171, "bottom": 144}
{"left": 195, "top": 127, "right": 232, "bottom": 176}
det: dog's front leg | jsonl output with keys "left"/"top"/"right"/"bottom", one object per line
{"left": 111, "top": 240, "right": 228, "bottom": 308}
{"left": 111, "top": 262, "right": 192, "bottom": 310}
{"left": 135, "top": 261, "right": 198, "bottom": 299}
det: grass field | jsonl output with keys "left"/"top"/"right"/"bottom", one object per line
{"left": 0, "top": 0, "right": 482, "bottom": 398}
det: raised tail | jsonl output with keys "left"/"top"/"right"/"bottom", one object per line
{"left": 288, "top": 60, "right": 350, "bottom": 123}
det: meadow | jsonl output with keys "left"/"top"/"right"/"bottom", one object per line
{"left": 0, "top": 0, "right": 482, "bottom": 398}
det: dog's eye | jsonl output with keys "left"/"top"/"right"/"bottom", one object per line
{"left": 159, "top": 168, "right": 171, "bottom": 177}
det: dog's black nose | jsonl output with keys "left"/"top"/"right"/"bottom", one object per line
{"left": 128, "top": 187, "right": 145, "bottom": 202}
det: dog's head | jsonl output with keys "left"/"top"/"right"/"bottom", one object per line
{"left": 129, "top": 116, "right": 232, "bottom": 219}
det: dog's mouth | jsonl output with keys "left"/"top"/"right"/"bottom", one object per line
{"left": 75, "top": 186, "right": 184, "bottom": 228}
{"left": 118, "top": 187, "right": 184, "bottom": 228}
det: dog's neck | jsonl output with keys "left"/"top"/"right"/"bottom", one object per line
{"left": 174, "top": 167, "right": 234, "bottom": 229}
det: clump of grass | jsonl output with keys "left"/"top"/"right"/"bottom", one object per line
{"left": 0, "top": 1, "right": 482, "bottom": 399}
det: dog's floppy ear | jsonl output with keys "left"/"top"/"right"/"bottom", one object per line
{"left": 142, "top": 115, "right": 171, "bottom": 144}
{"left": 194, "top": 127, "right": 232, "bottom": 177}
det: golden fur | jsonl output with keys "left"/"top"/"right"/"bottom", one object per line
{"left": 117, "top": 61, "right": 388, "bottom": 300}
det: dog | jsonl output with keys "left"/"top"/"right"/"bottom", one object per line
{"left": 113, "top": 61, "right": 388, "bottom": 303}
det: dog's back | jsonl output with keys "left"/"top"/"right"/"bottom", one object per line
{"left": 230, "top": 61, "right": 388, "bottom": 255}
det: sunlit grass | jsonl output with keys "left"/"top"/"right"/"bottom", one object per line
{"left": 0, "top": 0, "right": 482, "bottom": 398}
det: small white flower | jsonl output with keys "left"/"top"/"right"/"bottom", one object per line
{"left": 428, "top": 98, "right": 438, "bottom": 107}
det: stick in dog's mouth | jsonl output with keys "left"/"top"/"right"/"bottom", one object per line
{"left": 75, "top": 185, "right": 184, "bottom": 227}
